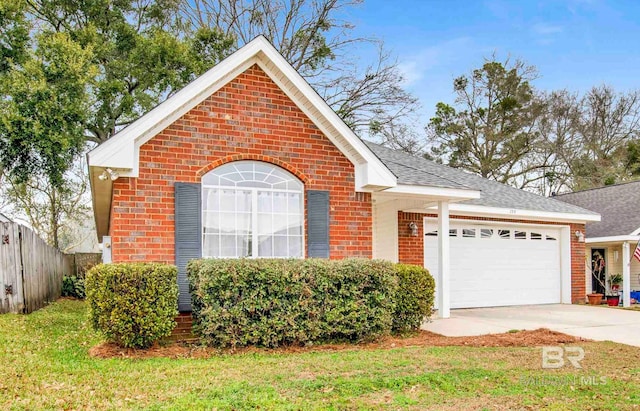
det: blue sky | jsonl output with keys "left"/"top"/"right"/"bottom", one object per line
{"left": 346, "top": 0, "right": 640, "bottom": 120}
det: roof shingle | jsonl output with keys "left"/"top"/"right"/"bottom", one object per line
{"left": 554, "top": 181, "right": 640, "bottom": 237}
{"left": 365, "top": 141, "right": 598, "bottom": 216}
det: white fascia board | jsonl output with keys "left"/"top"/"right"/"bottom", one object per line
{"left": 88, "top": 45, "right": 262, "bottom": 173}
{"left": 87, "top": 35, "right": 397, "bottom": 189}
{"left": 431, "top": 203, "right": 601, "bottom": 223}
{"left": 585, "top": 235, "right": 640, "bottom": 244}
{"left": 381, "top": 184, "right": 481, "bottom": 200}
{"left": 631, "top": 227, "right": 640, "bottom": 236}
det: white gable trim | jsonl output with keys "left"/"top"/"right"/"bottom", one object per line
{"left": 425, "top": 203, "right": 601, "bottom": 223}
{"left": 87, "top": 36, "right": 396, "bottom": 190}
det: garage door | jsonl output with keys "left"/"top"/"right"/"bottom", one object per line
{"left": 424, "top": 220, "right": 562, "bottom": 309}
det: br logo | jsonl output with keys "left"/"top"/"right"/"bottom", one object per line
{"left": 541, "top": 346, "right": 585, "bottom": 369}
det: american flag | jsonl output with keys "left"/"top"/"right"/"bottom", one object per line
{"left": 634, "top": 239, "right": 640, "bottom": 263}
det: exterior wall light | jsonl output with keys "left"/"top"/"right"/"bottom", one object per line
{"left": 575, "top": 230, "right": 585, "bottom": 242}
{"left": 408, "top": 222, "right": 419, "bottom": 237}
{"left": 98, "top": 168, "right": 120, "bottom": 181}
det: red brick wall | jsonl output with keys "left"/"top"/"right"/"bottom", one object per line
{"left": 569, "top": 223, "right": 586, "bottom": 303}
{"left": 397, "top": 212, "right": 587, "bottom": 303}
{"left": 109, "top": 64, "right": 372, "bottom": 262}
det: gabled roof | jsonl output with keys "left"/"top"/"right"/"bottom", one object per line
{"left": 367, "top": 142, "right": 600, "bottom": 220}
{"left": 554, "top": 180, "right": 640, "bottom": 238}
{"left": 87, "top": 35, "right": 396, "bottom": 190}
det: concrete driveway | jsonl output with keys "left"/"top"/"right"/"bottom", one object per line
{"left": 422, "top": 304, "right": 640, "bottom": 347}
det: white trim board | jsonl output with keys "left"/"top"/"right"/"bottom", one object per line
{"left": 586, "top": 235, "right": 640, "bottom": 244}
{"left": 424, "top": 203, "right": 600, "bottom": 223}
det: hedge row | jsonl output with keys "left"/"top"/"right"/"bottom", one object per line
{"left": 188, "top": 258, "right": 434, "bottom": 348}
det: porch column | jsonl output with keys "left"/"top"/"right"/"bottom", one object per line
{"left": 622, "top": 242, "right": 631, "bottom": 308}
{"left": 437, "top": 200, "right": 450, "bottom": 318}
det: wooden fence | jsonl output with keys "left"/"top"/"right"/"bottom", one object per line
{"left": 0, "top": 222, "right": 73, "bottom": 314}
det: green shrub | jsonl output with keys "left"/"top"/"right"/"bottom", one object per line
{"left": 62, "top": 276, "right": 85, "bottom": 299}
{"left": 392, "top": 264, "right": 435, "bottom": 332}
{"left": 85, "top": 263, "right": 178, "bottom": 348}
{"left": 187, "top": 258, "right": 398, "bottom": 348}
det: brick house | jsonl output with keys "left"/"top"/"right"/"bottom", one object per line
{"left": 88, "top": 36, "right": 600, "bottom": 317}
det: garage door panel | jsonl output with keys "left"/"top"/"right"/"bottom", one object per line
{"left": 425, "top": 221, "right": 562, "bottom": 309}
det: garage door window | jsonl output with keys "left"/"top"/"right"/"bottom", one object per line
{"left": 480, "top": 228, "right": 493, "bottom": 238}
{"left": 462, "top": 228, "right": 476, "bottom": 238}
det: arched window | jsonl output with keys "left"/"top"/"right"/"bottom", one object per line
{"left": 201, "top": 161, "right": 304, "bottom": 258}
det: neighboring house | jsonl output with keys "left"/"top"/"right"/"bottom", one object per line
{"left": 87, "top": 36, "right": 599, "bottom": 317}
{"left": 555, "top": 181, "right": 640, "bottom": 306}
{"left": 0, "top": 212, "right": 12, "bottom": 223}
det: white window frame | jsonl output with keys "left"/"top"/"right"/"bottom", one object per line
{"left": 201, "top": 161, "right": 305, "bottom": 258}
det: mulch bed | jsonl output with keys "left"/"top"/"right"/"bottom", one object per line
{"left": 89, "top": 328, "right": 589, "bottom": 359}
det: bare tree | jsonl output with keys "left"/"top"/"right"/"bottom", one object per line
{"left": 540, "top": 86, "right": 640, "bottom": 191}
{"left": 1, "top": 156, "right": 92, "bottom": 251}
{"left": 179, "top": 0, "right": 419, "bottom": 139}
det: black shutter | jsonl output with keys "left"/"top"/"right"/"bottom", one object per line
{"left": 174, "top": 182, "right": 201, "bottom": 312}
{"left": 307, "top": 190, "right": 330, "bottom": 258}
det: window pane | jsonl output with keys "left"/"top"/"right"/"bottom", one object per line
{"left": 480, "top": 228, "right": 493, "bottom": 238}
{"left": 258, "top": 213, "right": 273, "bottom": 235}
{"left": 288, "top": 193, "right": 301, "bottom": 214}
{"left": 272, "top": 192, "right": 287, "bottom": 212}
{"left": 202, "top": 235, "right": 219, "bottom": 257}
{"left": 546, "top": 235, "right": 557, "bottom": 241}
{"left": 289, "top": 236, "right": 302, "bottom": 257}
{"left": 220, "top": 235, "right": 236, "bottom": 257}
{"left": 462, "top": 228, "right": 476, "bottom": 238}
{"left": 257, "top": 191, "right": 272, "bottom": 212}
{"left": 258, "top": 235, "right": 273, "bottom": 257}
{"left": 219, "top": 212, "right": 236, "bottom": 234}
{"left": 203, "top": 188, "right": 219, "bottom": 211}
{"left": 273, "top": 181, "right": 288, "bottom": 190}
{"left": 236, "top": 213, "right": 251, "bottom": 235}
{"left": 254, "top": 162, "right": 273, "bottom": 175}
{"left": 425, "top": 230, "right": 437, "bottom": 237}
{"left": 236, "top": 190, "right": 251, "bottom": 212}
{"left": 272, "top": 219, "right": 288, "bottom": 236}
{"left": 274, "top": 236, "right": 288, "bottom": 257}
{"left": 234, "top": 162, "right": 253, "bottom": 172}
{"left": 498, "top": 229, "right": 510, "bottom": 239}
{"left": 220, "top": 189, "right": 235, "bottom": 212}
{"left": 237, "top": 234, "right": 251, "bottom": 257}
{"left": 514, "top": 230, "right": 526, "bottom": 239}
{"left": 288, "top": 214, "right": 302, "bottom": 235}
{"left": 531, "top": 232, "right": 542, "bottom": 240}
{"left": 202, "top": 173, "right": 219, "bottom": 186}
{"left": 449, "top": 229, "right": 457, "bottom": 237}
{"left": 202, "top": 213, "right": 220, "bottom": 234}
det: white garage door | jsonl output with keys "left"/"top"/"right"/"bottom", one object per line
{"left": 424, "top": 220, "right": 562, "bottom": 309}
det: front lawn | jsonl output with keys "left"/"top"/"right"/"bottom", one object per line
{"left": 1, "top": 300, "right": 639, "bottom": 410}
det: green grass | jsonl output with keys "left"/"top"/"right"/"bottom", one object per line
{"left": 1, "top": 300, "right": 640, "bottom": 410}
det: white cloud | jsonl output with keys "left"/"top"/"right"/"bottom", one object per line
{"left": 532, "top": 23, "right": 564, "bottom": 35}
{"left": 397, "top": 37, "right": 474, "bottom": 87}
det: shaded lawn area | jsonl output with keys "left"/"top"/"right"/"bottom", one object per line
{"left": 1, "top": 300, "right": 639, "bottom": 410}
